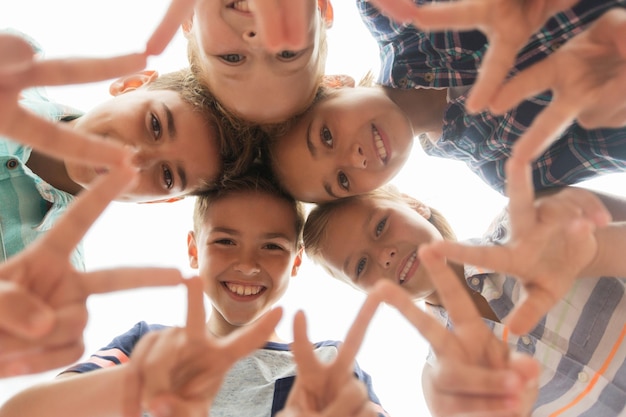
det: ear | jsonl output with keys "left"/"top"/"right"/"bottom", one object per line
{"left": 317, "top": 0, "right": 334, "bottom": 28}
{"left": 139, "top": 196, "right": 185, "bottom": 204}
{"left": 187, "top": 231, "right": 199, "bottom": 269}
{"left": 182, "top": 13, "right": 194, "bottom": 35}
{"left": 322, "top": 74, "right": 355, "bottom": 89}
{"left": 291, "top": 247, "right": 304, "bottom": 277}
{"left": 109, "top": 70, "right": 159, "bottom": 96}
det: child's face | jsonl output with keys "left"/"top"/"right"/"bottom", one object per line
{"left": 271, "top": 87, "right": 414, "bottom": 203}
{"left": 318, "top": 197, "right": 442, "bottom": 300}
{"left": 66, "top": 89, "right": 220, "bottom": 203}
{"left": 188, "top": 191, "right": 301, "bottom": 335}
{"left": 186, "top": 0, "right": 323, "bottom": 123}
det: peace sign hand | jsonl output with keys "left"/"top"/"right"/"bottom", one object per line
{"left": 375, "top": 247, "right": 539, "bottom": 417}
{"left": 0, "top": 166, "right": 183, "bottom": 377}
{"left": 278, "top": 292, "right": 385, "bottom": 417}
{"left": 490, "top": 8, "right": 626, "bottom": 162}
{"left": 124, "top": 277, "right": 283, "bottom": 417}
{"left": 429, "top": 158, "right": 608, "bottom": 335}
{"left": 366, "top": 0, "right": 578, "bottom": 113}
{"left": 0, "top": 32, "right": 146, "bottom": 167}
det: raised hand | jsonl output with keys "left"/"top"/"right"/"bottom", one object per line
{"left": 0, "top": 165, "right": 184, "bottom": 377}
{"left": 429, "top": 158, "right": 610, "bottom": 335}
{"left": 490, "top": 8, "right": 626, "bottom": 162}
{"left": 278, "top": 293, "right": 385, "bottom": 417}
{"left": 375, "top": 249, "right": 539, "bottom": 417}
{"left": 0, "top": 32, "right": 146, "bottom": 167}
{"left": 367, "top": 0, "right": 578, "bottom": 113}
{"left": 125, "top": 277, "right": 283, "bottom": 417}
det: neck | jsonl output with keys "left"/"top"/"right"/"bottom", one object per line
{"left": 382, "top": 86, "right": 448, "bottom": 142}
{"left": 427, "top": 262, "right": 499, "bottom": 322}
{"left": 207, "top": 310, "right": 285, "bottom": 343}
{"left": 26, "top": 150, "right": 83, "bottom": 195}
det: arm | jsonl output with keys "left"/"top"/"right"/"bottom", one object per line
{"left": 0, "top": 365, "right": 131, "bottom": 417}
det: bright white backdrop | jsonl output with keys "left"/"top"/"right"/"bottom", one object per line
{"left": 1, "top": 2, "right": 624, "bottom": 416}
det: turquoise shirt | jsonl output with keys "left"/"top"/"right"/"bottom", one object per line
{"left": 0, "top": 86, "right": 84, "bottom": 270}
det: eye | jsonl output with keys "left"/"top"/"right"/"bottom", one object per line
{"left": 277, "top": 50, "right": 298, "bottom": 60}
{"left": 219, "top": 54, "right": 244, "bottom": 64}
{"left": 161, "top": 164, "right": 173, "bottom": 190}
{"left": 215, "top": 238, "right": 235, "bottom": 246}
{"left": 320, "top": 126, "right": 333, "bottom": 147}
{"left": 355, "top": 257, "right": 367, "bottom": 278}
{"left": 264, "top": 243, "right": 285, "bottom": 251}
{"left": 337, "top": 172, "right": 349, "bottom": 191}
{"left": 150, "top": 114, "right": 162, "bottom": 140}
{"left": 375, "top": 218, "right": 387, "bottom": 237}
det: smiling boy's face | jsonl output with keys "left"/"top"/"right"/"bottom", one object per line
{"left": 317, "top": 196, "right": 442, "bottom": 301}
{"left": 66, "top": 86, "right": 220, "bottom": 203}
{"left": 188, "top": 190, "right": 301, "bottom": 336}
{"left": 270, "top": 87, "right": 414, "bottom": 203}
{"left": 185, "top": 0, "right": 327, "bottom": 123}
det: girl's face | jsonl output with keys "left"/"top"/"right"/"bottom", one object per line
{"left": 318, "top": 197, "right": 443, "bottom": 300}
{"left": 186, "top": 0, "right": 325, "bottom": 123}
{"left": 271, "top": 87, "right": 414, "bottom": 203}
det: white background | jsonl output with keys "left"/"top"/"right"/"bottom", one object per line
{"left": 1, "top": 1, "right": 624, "bottom": 416}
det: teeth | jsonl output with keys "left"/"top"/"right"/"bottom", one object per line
{"left": 225, "top": 282, "right": 262, "bottom": 296}
{"left": 231, "top": 0, "right": 250, "bottom": 12}
{"left": 373, "top": 126, "right": 387, "bottom": 161}
{"left": 399, "top": 252, "right": 417, "bottom": 284}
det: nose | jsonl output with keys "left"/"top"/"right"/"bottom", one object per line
{"left": 377, "top": 246, "right": 396, "bottom": 269}
{"left": 234, "top": 251, "right": 261, "bottom": 276}
{"left": 242, "top": 30, "right": 261, "bottom": 47}
{"left": 347, "top": 143, "right": 367, "bottom": 169}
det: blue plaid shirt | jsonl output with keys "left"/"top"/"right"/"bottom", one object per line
{"left": 358, "top": 0, "right": 626, "bottom": 194}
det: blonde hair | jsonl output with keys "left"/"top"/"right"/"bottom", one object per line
{"left": 193, "top": 163, "right": 306, "bottom": 250}
{"left": 303, "top": 185, "right": 457, "bottom": 284}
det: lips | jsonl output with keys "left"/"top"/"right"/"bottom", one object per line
{"left": 397, "top": 251, "right": 419, "bottom": 285}
{"left": 372, "top": 124, "right": 390, "bottom": 164}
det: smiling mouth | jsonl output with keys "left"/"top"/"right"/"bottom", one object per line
{"left": 372, "top": 125, "right": 389, "bottom": 164}
{"left": 228, "top": 0, "right": 251, "bottom": 13}
{"left": 223, "top": 282, "right": 265, "bottom": 296}
{"left": 398, "top": 251, "right": 418, "bottom": 285}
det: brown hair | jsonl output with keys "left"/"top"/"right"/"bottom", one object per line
{"left": 146, "top": 68, "right": 262, "bottom": 192}
{"left": 303, "top": 185, "right": 457, "bottom": 283}
{"left": 193, "top": 163, "right": 306, "bottom": 249}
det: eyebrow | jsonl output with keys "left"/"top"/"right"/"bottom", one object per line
{"left": 306, "top": 120, "right": 317, "bottom": 157}
{"left": 163, "top": 104, "right": 177, "bottom": 138}
{"left": 177, "top": 164, "right": 187, "bottom": 191}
